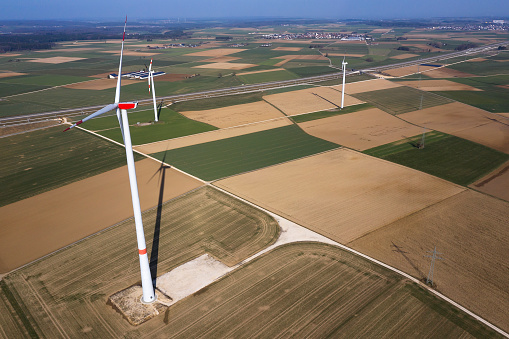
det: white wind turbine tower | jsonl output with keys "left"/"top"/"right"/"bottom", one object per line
{"left": 341, "top": 56, "right": 348, "bottom": 109}
{"left": 148, "top": 58, "right": 158, "bottom": 122}
{"left": 64, "top": 17, "right": 156, "bottom": 304}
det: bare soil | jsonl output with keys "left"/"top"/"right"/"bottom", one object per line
{"left": 348, "top": 189, "right": 509, "bottom": 333}
{"left": 390, "top": 54, "right": 420, "bottom": 59}
{"left": 383, "top": 65, "right": 438, "bottom": 77}
{"left": 237, "top": 68, "right": 286, "bottom": 76}
{"left": 327, "top": 53, "right": 366, "bottom": 57}
{"left": 194, "top": 62, "right": 256, "bottom": 70}
{"left": 215, "top": 148, "right": 464, "bottom": 244}
{"left": 399, "top": 102, "right": 509, "bottom": 153}
{"left": 101, "top": 50, "right": 160, "bottom": 56}
{"left": 0, "top": 158, "right": 203, "bottom": 273}
{"left": 298, "top": 107, "right": 423, "bottom": 150}
{"left": 134, "top": 118, "right": 293, "bottom": 154}
{"left": 424, "top": 67, "right": 476, "bottom": 78}
{"left": 273, "top": 55, "right": 327, "bottom": 61}
{"left": 371, "top": 28, "right": 393, "bottom": 33}
{"left": 185, "top": 48, "right": 247, "bottom": 57}
{"left": 0, "top": 72, "right": 26, "bottom": 78}
{"left": 27, "top": 57, "right": 87, "bottom": 64}
{"left": 272, "top": 47, "right": 302, "bottom": 51}
{"left": 180, "top": 101, "right": 287, "bottom": 128}
{"left": 470, "top": 160, "right": 509, "bottom": 201}
{"left": 332, "top": 79, "right": 402, "bottom": 94}
{"left": 398, "top": 79, "right": 483, "bottom": 91}
{"left": 263, "top": 86, "right": 363, "bottom": 115}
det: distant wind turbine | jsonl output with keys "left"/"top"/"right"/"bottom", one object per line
{"left": 341, "top": 56, "right": 348, "bottom": 109}
{"left": 64, "top": 17, "right": 156, "bottom": 304}
{"left": 148, "top": 58, "right": 158, "bottom": 122}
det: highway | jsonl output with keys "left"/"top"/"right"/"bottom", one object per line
{"left": 1, "top": 40, "right": 508, "bottom": 127}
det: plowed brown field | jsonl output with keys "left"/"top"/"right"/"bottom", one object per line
{"left": 398, "top": 79, "right": 482, "bottom": 91}
{"left": 27, "top": 57, "right": 86, "bottom": 64}
{"left": 383, "top": 65, "right": 438, "bottom": 77}
{"left": 263, "top": 87, "right": 363, "bottom": 115}
{"left": 180, "top": 101, "right": 287, "bottom": 128}
{"left": 470, "top": 160, "right": 509, "bottom": 201}
{"left": 424, "top": 67, "right": 475, "bottom": 78}
{"left": 0, "top": 158, "right": 203, "bottom": 273}
{"left": 390, "top": 54, "right": 420, "bottom": 59}
{"left": 332, "top": 79, "right": 402, "bottom": 94}
{"left": 348, "top": 190, "right": 509, "bottom": 333}
{"left": 215, "top": 149, "right": 464, "bottom": 244}
{"left": 194, "top": 62, "right": 256, "bottom": 70}
{"left": 185, "top": 48, "right": 247, "bottom": 57}
{"left": 298, "top": 108, "right": 422, "bottom": 150}
{"left": 399, "top": 102, "right": 509, "bottom": 153}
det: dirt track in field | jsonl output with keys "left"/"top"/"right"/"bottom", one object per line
{"left": 0, "top": 158, "right": 203, "bottom": 273}
{"left": 134, "top": 118, "right": 293, "bottom": 154}
{"left": 470, "top": 160, "right": 509, "bottom": 201}
{"left": 399, "top": 102, "right": 509, "bottom": 153}
{"left": 263, "top": 86, "right": 363, "bottom": 115}
{"left": 348, "top": 189, "right": 509, "bottom": 333}
{"left": 63, "top": 78, "right": 139, "bottom": 90}
{"left": 398, "top": 79, "right": 482, "bottom": 91}
{"left": 332, "top": 79, "right": 402, "bottom": 94}
{"left": 298, "top": 108, "right": 423, "bottom": 150}
{"left": 215, "top": 148, "right": 464, "bottom": 244}
{"left": 180, "top": 101, "right": 287, "bottom": 128}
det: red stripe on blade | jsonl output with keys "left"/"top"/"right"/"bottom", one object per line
{"left": 75, "top": 120, "right": 83, "bottom": 126}
{"left": 139, "top": 248, "right": 147, "bottom": 255}
{"left": 118, "top": 102, "right": 137, "bottom": 110}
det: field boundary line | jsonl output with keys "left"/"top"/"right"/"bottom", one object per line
{"left": 211, "top": 184, "right": 509, "bottom": 338}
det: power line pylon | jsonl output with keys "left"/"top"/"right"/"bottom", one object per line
{"left": 424, "top": 246, "right": 443, "bottom": 287}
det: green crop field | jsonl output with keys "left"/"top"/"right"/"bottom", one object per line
{"left": 433, "top": 76, "right": 509, "bottom": 113}
{"left": 446, "top": 53, "right": 509, "bottom": 76}
{"left": 291, "top": 103, "right": 374, "bottom": 123}
{"left": 238, "top": 69, "right": 299, "bottom": 84}
{"left": 0, "top": 125, "right": 144, "bottom": 207}
{"left": 91, "top": 107, "right": 217, "bottom": 145}
{"left": 352, "top": 86, "right": 454, "bottom": 115}
{"left": 150, "top": 124, "right": 339, "bottom": 181}
{"left": 363, "top": 131, "right": 509, "bottom": 186}
{"left": 171, "top": 92, "right": 264, "bottom": 112}
{"left": 0, "top": 186, "right": 280, "bottom": 338}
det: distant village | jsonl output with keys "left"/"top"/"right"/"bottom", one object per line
{"left": 261, "top": 32, "right": 366, "bottom": 41}
{"left": 426, "top": 20, "right": 508, "bottom": 31}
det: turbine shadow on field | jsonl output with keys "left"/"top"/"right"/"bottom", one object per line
{"left": 149, "top": 152, "right": 171, "bottom": 286}
{"left": 391, "top": 241, "right": 425, "bottom": 279}
{"left": 402, "top": 135, "right": 420, "bottom": 149}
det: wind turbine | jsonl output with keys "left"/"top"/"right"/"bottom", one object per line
{"left": 341, "top": 57, "right": 348, "bottom": 109}
{"left": 64, "top": 17, "right": 156, "bottom": 304}
{"left": 148, "top": 58, "right": 158, "bottom": 122}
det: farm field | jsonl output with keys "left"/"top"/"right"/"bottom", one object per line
{"left": 290, "top": 102, "right": 373, "bottom": 123}
{"left": 352, "top": 86, "right": 453, "bottom": 115}
{"left": 134, "top": 118, "right": 293, "bottom": 153}
{"left": 397, "top": 79, "right": 483, "bottom": 91}
{"left": 348, "top": 190, "right": 509, "bottom": 333}
{"left": 469, "top": 160, "right": 509, "bottom": 201}
{"left": 398, "top": 102, "right": 509, "bottom": 153}
{"left": 363, "top": 131, "right": 509, "bottom": 185}
{"left": 263, "top": 86, "right": 364, "bottom": 115}
{"left": 0, "top": 125, "right": 143, "bottom": 207}
{"left": 423, "top": 67, "right": 476, "bottom": 78}
{"left": 136, "top": 243, "right": 500, "bottom": 338}
{"left": 298, "top": 107, "right": 423, "bottom": 150}
{"left": 0, "top": 158, "right": 203, "bottom": 273}
{"left": 383, "top": 64, "right": 438, "bottom": 77}
{"left": 95, "top": 108, "right": 217, "bottom": 145}
{"left": 331, "top": 78, "right": 402, "bottom": 94}
{"left": 150, "top": 125, "right": 339, "bottom": 181}
{"left": 180, "top": 100, "right": 286, "bottom": 128}
{"left": 0, "top": 186, "right": 280, "bottom": 338}
{"left": 215, "top": 148, "right": 464, "bottom": 244}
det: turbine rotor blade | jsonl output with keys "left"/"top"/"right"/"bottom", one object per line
{"left": 115, "top": 16, "right": 128, "bottom": 104}
{"left": 63, "top": 103, "right": 118, "bottom": 132}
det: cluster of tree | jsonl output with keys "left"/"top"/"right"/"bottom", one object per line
{"left": 428, "top": 41, "right": 443, "bottom": 48}
{"left": 397, "top": 46, "right": 411, "bottom": 51}
{"left": 498, "top": 46, "right": 507, "bottom": 50}
{"left": 455, "top": 43, "right": 478, "bottom": 51}
{"left": 215, "top": 36, "right": 232, "bottom": 41}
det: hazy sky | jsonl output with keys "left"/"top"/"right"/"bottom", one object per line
{"left": 2, "top": 0, "right": 509, "bottom": 21}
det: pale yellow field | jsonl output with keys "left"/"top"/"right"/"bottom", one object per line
{"left": 398, "top": 79, "right": 483, "bottom": 91}
{"left": 263, "top": 86, "right": 363, "bottom": 115}
{"left": 332, "top": 78, "right": 402, "bottom": 94}
{"left": 101, "top": 50, "right": 160, "bottom": 56}
{"left": 202, "top": 56, "right": 240, "bottom": 62}
{"left": 273, "top": 54, "right": 327, "bottom": 61}
{"left": 35, "top": 47, "right": 100, "bottom": 53}
{"left": 327, "top": 53, "right": 366, "bottom": 57}
{"left": 185, "top": 48, "right": 247, "bottom": 57}
{"left": 27, "top": 57, "right": 86, "bottom": 64}
{"left": 390, "top": 53, "right": 420, "bottom": 59}
{"left": 298, "top": 107, "right": 423, "bottom": 150}
{"left": 399, "top": 102, "right": 509, "bottom": 153}
{"left": 424, "top": 67, "right": 475, "bottom": 78}
{"left": 272, "top": 47, "right": 302, "bottom": 51}
{"left": 180, "top": 101, "right": 287, "bottom": 128}
{"left": 215, "top": 148, "right": 464, "bottom": 244}
{"left": 0, "top": 158, "right": 203, "bottom": 273}
{"left": 237, "top": 68, "right": 285, "bottom": 76}
{"left": 371, "top": 28, "right": 392, "bottom": 33}
{"left": 193, "top": 62, "right": 256, "bottom": 70}
{"left": 134, "top": 118, "right": 293, "bottom": 154}
{"left": 348, "top": 190, "right": 509, "bottom": 332}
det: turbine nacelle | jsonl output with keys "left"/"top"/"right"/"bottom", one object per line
{"left": 63, "top": 102, "right": 137, "bottom": 132}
